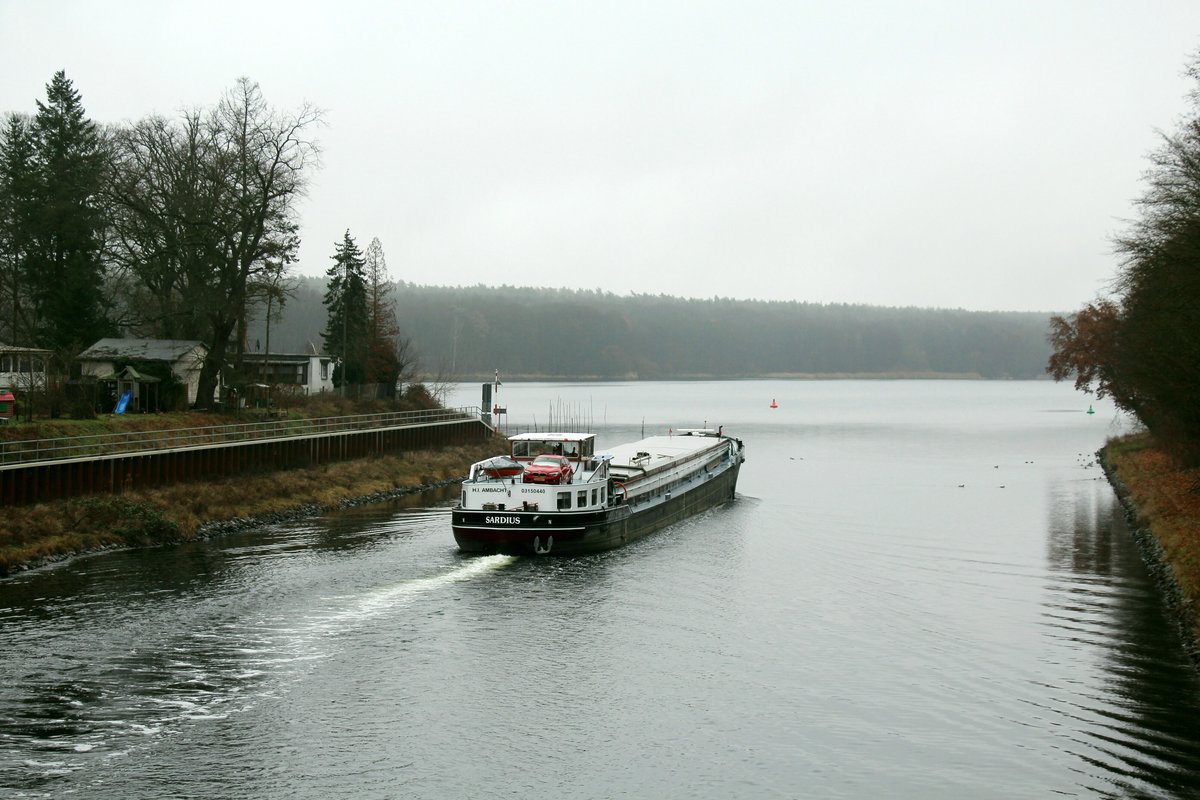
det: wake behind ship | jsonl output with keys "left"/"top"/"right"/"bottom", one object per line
{"left": 452, "top": 429, "right": 746, "bottom": 555}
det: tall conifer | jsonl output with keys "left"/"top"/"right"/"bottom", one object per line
{"left": 28, "top": 71, "right": 111, "bottom": 353}
{"left": 0, "top": 114, "right": 38, "bottom": 345}
{"left": 322, "top": 231, "right": 368, "bottom": 387}
{"left": 364, "top": 237, "right": 402, "bottom": 393}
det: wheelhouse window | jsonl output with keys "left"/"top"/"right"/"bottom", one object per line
{"left": 577, "top": 490, "right": 587, "bottom": 508}
{"left": 511, "top": 438, "right": 595, "bottom": 460}
{"left": 557, "top": 492, "right": 571, "bottom": 510}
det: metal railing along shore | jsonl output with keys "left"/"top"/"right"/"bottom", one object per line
{"left": 0, "top": 407, "right": 486, "bottom": 466}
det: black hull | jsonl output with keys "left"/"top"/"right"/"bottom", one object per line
{"left": 452, "top": 463, "right": 740, "bottom": 555}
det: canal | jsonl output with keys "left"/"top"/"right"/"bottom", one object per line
{"left": 1, "top": 381, "right": 1198, "bottom": 798}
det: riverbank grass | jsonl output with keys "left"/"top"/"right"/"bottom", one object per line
{"left": 0, "top": 440, "right": 499, "bottom": 575}
{"left": 1104, "top": 433, "right": 1200, "bottom": 645}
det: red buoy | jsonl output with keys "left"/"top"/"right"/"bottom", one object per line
{"left": 770, "top": 398, "right": 778, "bottom": 409}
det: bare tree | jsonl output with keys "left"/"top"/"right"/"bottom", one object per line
{"left": 1049, "top": 48, "right": 1200, "bottom": 464}
{"left": 202, "top": 79, "right": 319, "bottom": 407}
{"left": 108, "top": 79, "right": 321, "bottom": 408}
{"left": 106, "top": 111, "right": 214, "bottom": 339}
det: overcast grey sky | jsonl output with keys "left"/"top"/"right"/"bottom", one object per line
{"left": 3, "top": 1, "right": 1199, "bottom": 311}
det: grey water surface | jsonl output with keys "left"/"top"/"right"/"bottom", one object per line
{"left": 2, "top": 381, "right": 1199, "bottom": 799}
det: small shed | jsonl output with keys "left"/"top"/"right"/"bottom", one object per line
{"left": 95, "top": 365, "right": 161, "bottom": 413}
{"left": 0, "top": 390, "right": 14, "bottom": 422}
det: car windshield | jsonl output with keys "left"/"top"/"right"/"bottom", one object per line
{"left": 532, "top": 455, "right": 563, "bottom": 466}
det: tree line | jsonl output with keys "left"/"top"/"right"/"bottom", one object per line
{"left": 254, "top": 279, "right": 1055, "bottom": 382}
{"left": 1049, "top": 50, "right": 1200, "bottom": 465}
{"left": 0, "top": 71, "right": 409, "bottom": 410}
{"left": 3, "top": 71, "right": 1059, "bottom": 420}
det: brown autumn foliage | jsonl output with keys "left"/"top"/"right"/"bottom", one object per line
{"left": 1047, "top": 300, "right": 1126, "bottom": 403}
{"left": 1048, "top": 50, "right": 1200, "bottom": 466}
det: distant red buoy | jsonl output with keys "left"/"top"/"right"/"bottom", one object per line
{"left": 770, "top": 399, "right": 778, "bottom": 409}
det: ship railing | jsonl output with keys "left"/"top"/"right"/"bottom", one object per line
{"left": 0, "top": 406, "right": 485, "bottom": 466}
{"left": 574, "top": 459, "right": 609, "bottom": 485}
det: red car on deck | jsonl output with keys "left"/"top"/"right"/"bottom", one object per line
{"left": 522, "top": 454, "right": 574, "bottom": 485}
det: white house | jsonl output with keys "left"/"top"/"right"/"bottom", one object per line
{"left": 241, "top": 346, "right": 335, "bottom": 395}
{"left": 78, "top": 338, "right": 208, "bottom": 407}
{"left": 0, "top": 343, "right": 51, "bottom": 392}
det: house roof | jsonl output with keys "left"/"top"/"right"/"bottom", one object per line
{"left": 0, "top": 342, "right": 52, "bottom": 355}
{"left": 242, "top": 352, "right": 331, "bottom": 364}
{"left": 78, "top": 338, "right": 206, "bottom": 363}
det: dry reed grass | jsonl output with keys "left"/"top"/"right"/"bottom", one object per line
{"left": 1106, "top": 433, "right": 1200, "bottom": 644}
{"left": 0, "top": 439, "right": 500, "bottom": 575}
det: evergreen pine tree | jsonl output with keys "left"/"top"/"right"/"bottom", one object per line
{"left": 322, "top": 230, "right": 368, "bottom": 387}
{"left": 0, "top": 114, "right": 39, "bottom": 345}
{"left": 28, "top": 71, "right": 111, "bottom": 353}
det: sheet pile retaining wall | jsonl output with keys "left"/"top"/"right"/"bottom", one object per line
{"left": 0, "top": 418, "right": 490, "bottom": 506}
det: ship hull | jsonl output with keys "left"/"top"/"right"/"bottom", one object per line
{"left": 452, "top": 461, "right": 740, "bottom": 555}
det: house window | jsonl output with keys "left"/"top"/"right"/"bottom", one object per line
{"left": 321, "top": 361, "right": 329, "bottom": 380}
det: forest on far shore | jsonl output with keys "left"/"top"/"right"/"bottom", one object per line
{"left": 3, "top": 70, "right": 1056, "bottom": 408}
{"left": 252, "top": 278, "right": 1055, "bottom": 382}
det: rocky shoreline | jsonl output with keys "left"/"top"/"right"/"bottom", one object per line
{"left": 192, "top": 476, "right": 463, "bottom": 539}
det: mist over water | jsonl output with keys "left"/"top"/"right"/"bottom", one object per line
{"left": 2, "top": 381, "right": 1199, "bottom": 799}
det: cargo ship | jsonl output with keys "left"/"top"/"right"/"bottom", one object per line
{"left": 452, "top": 428, "right": 745, "bottom": 555}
